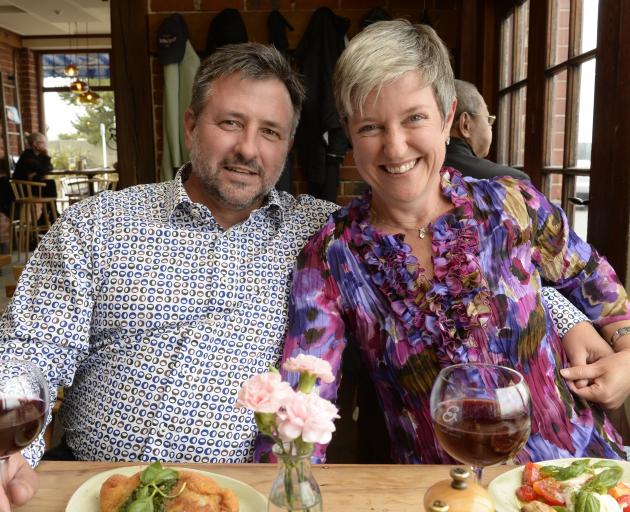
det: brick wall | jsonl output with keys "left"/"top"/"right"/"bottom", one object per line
{"left": 0, "top": 29, "right": 40, "bottom": 175}
{"left": 148, "top": 0, "right": 459, "bottom": 205}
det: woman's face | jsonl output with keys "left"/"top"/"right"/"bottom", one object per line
{"left": 347, "top": 71, "right": 455, "bottom": 208}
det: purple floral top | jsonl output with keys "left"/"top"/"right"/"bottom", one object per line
{"left": 279, "top": 169, "right": 630, "bottom": 464}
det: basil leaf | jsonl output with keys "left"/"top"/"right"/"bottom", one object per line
{"left": 153, "top": 469, "right": 178, "bottom": 485}
{"left": 128, "top": 498, "right": 155, "bottom": 512}
{"left": 552, "top": 507, "right": 569, "bottom": 512}
{"left": 583, "top": 466, "right": 623, "bottom": 492}
{"left": 140, "top": 462, "right": 163, "bottom": 484}
{"left": 541, "top": 459, "right": 590, "bottom": 480}
{"left": 573, "top": 490, "right": 600, "bottom": 512}
{"left": 592, "top": 460, "right": 620, "bottom": 469}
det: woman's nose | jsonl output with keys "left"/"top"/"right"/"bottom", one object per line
{"left": 382, "top": 127, "right": 408, "bottom": 161}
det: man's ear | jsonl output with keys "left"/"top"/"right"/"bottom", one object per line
{"left": 458, "top": 111, "right": 473, "bottom": 138}
{"left": 184, "top": 108, "right": 196, "bottom": 151}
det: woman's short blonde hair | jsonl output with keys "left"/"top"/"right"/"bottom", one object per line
{"left": 333, "top": 19, "right": 455, "bottom": 123}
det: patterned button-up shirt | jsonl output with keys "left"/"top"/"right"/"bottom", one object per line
{"left": 0, "top": 168, "right": 337, "bottom": 466}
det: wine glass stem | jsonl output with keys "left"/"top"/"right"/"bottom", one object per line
{"left": 471, "top": 465, "right": 484, "bottom": 486}
{"left": 0, "top": 457, "right": 12, "bottom": 511}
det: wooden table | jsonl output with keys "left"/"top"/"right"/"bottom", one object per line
{"left": 22, "top": 461, "right": 513, "bottom": 511}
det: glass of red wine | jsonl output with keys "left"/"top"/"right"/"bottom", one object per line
{"left": 0, "top": 359, "right": 49, "bottom": 505}
{"left": 430, "top": 363, "right": 531, "bottom": 485}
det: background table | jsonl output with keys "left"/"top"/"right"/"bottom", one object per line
{"left": 23, "top": 461, "right": 512, "bottom": 511}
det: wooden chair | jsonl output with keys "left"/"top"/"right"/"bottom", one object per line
{"left": 62, "top": 176, "right": 117, "bottom": 205}
{"left": 9, "top": 180, "right": 57, "bottom": 261}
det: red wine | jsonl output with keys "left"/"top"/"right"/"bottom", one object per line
{"left": 433, "top": 398, "right": 530, "bottom": 466}
{"left": 0, "top": 396, "right": 46, "bottom": 457}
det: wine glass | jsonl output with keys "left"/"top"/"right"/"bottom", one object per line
{"left": 430, "top": 363, "right": 531, "bottom": 485}
{"left": 0, "top": 360, "right": 49, "bottom": 506}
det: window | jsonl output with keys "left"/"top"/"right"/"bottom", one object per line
{"left": 543, "top": 0, "right": 598, "bottom": 239}
{"left": 497, "top": 0, "right": 598, "bottom": 239}
{"left": 40, "top": 51, "right": 116, "bottom": 171}
{"left": 497, "top": 1, "right": 529, "bottom": 168}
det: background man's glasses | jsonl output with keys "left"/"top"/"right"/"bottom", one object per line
{"left": 470, "top": 112, "right": 497, "bottom": 126}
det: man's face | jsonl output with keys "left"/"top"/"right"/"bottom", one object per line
{"left": 184, "top": 73, "right": 295, "bottom": 213}
{"left": 466, "top": 94, "right": 493, "bottom": 158}
{"left": 33, "top": 136, "right": 47, "bottom": 153}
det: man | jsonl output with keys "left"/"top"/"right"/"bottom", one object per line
{"left": 444, "top": 79, "right": 529, "bottom": 180}
{"left": 0, "top": 43, "right": 338, "bottom": 510}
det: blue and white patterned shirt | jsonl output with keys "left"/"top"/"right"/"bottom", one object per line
{"left": 0, "top": 167, "right": 337, "bottom": 466}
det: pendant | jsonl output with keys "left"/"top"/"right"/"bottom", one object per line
{"left": 418, "top": 227, "right": 427, "bottom": 239}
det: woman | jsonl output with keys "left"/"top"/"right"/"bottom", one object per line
{"left": 13, "top": 132, "right": 57, "bottom": 203}
{"left": 280, "top": 20, "right": 630, "bottom": 464}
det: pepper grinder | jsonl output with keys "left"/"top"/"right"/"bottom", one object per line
{"left": 424, "top": 467, "right": 495, "bottom": 512}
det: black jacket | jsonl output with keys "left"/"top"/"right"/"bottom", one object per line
{"left": 13, "top": 148, "right": 53, "bottom": 181}
{"left": 444, "top": 137, "right": 529, "bottom": 181}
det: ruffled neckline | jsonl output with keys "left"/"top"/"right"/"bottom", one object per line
{"left": 347, "top": 168, "right": 492, "bottom": 363}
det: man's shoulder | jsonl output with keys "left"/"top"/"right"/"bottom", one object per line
{"left": 276, "top": 191, "right": 339, "bottom": 216}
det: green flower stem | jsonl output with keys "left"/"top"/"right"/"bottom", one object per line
{"left": 297, "top": 373, "right": 317, "bottom": 393}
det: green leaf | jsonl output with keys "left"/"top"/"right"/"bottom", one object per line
{"left": 541, "top": 459, "right": 590, "bottom": 480}
{"left": 140, "top": 462, "right": 163, "bottom": 484}
{"left": 153, "top": 469, "right": 178, "bottom": 485}
{"left": 582, "top": 466, "right": 623, "bottom": 493}
{"left": 552, "top": 507, "right": 569, "bottom": 512}
{"left": 573, "top": 490, "right": 600, "bottom": 512}
{"left": 127, "top": 497, "right": 155, "bottom": 512}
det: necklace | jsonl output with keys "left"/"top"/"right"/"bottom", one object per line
{"left": 370, "top": 208, "right": 429, "bottom": 239}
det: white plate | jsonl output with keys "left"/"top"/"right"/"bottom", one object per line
{"left": 66, "top": 465, "right": 267, "bottom": 512}
{"left": 488, "top": 457, "right": 630, "bottom": 512}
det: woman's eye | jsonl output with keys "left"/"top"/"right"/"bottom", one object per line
{"left": 357, "top": 124, "right": 379, "bottom": 135}
{"left": 408, "top": 114, "right": 426, "bottom": 123}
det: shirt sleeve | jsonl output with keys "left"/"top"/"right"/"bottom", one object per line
{"left": 0, "top": 200, "right": 99, "bottom": 466}
{"left": 540, "top": 286, "right": 590, "bottom": 338}
{"left": 254, "top": 225, "right": 348, "bottom": 463}
{"left": 518, "top": 179, "right": 630, "bottom": 327}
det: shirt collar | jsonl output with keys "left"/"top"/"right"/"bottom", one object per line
{"left": 166, "top": 162, "right": 285, "bottom": 223}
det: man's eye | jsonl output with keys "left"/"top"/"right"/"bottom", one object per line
{"left": 262, "top": 128, "right": 281, "bottom": 139}
{"left": 220, "top": 120, "right": 241, "bottom": 130}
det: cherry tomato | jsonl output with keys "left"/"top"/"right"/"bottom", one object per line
{"left": 611, "top": 482, "right": 630, "bottom": 499}
{"left": 516, "top": 485, "right": 537, "bottom": 502}
{"left": 523, "top": 462, "right": 542, "bottom": 486}
{"left": 617, "top": 494, "right": 630, "bottom": 508}
{"left": 532, "top": 477, "right": 565, "bottom": 506}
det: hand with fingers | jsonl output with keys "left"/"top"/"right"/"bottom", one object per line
{"left": 0, "top": 453, "right": 38, "bottom": 512}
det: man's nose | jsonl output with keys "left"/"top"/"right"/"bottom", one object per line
{"left": 235, "top": 127, "right": 259, "bottom": 161}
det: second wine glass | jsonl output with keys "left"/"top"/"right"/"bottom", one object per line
{"left": 430, "top": 363, "right": 531, "bottom": 485}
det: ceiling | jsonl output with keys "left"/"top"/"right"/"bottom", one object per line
{"left": 0, "top": 0, "right": 110, "bottom": 36}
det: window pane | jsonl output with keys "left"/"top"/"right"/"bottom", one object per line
{"left": 500, "top": 13, "right": 514, "bottom": 88}
{"left": 546, "top": 70, "right": 568, "bottom": 167}
{"left": 543, "top": 173, "right": 564, "bottom": 207}
{"left": 549, "top": 0, "right": 571, "bottom": 66}
{"left": 42, "top": 53, "right": 111, "bottom": 89}
{"left": 511, "top": 87, "right": 527, "bottom": 167}
{"left": 514, "top": 1, "right": 530, "bottom": 81}
{"left": 579, "top": 0, "right": 599, "bottom": 53}
{"left": 575, "top": 59, "right": 596, "bottom": 168}
{"left": 497, "top": 94, "right": 511, "bottom": 165}
{"left": 570, "top": 175, "right": 589, "bottom": 239}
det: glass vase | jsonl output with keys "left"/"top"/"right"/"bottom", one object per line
{"left": 268, "top": 443, "right": 323, "bottom": 512}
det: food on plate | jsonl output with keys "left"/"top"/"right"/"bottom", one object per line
{"left": 99, "top": 462, "right": 239, "bottom": 512}
{"left": 516, "top": 459, "right": 630, "bottom": 511}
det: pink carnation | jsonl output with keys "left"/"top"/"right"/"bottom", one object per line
{"left": 236, "top": 372, "right": 294, "bottom": 414}
{"left": 276, "top": 392, "right": 339, "bottom": 444}
{"left": 283, "top": 354, "right": 335, "bottom": 384}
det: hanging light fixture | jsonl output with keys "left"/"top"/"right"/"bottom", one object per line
{"left": 78, "top": 90, "right": 102, "bottom": 106}
{"left": 69, "top": 79, "right": 89, "bottom": 93}
{"left": 64, "top": 23, "right": 78, "bottom": 77}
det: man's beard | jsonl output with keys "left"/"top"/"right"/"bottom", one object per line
{"left": 189, "top": 139, "right": 283, "bottom": 210}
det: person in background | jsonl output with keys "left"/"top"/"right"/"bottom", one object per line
{"left": 444, "top": 79, "right": 529, "bottom": 181}
{"left": 13, "top": 132, "right": 52, "bottom": 182}
{"left": 0, "top": 43, "right": 338, "bottom": 511}
{"left": 277, "top": 20, "right": 630, "bottom": 465}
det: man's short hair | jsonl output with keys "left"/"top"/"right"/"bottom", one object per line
{"left": 190, "top": 42, "right": 305, "bottom": 135}
{"left": 454, "top": 79, "right": 485, "bottom": 121}
{"left": 333, "top": 19, "right": 455, "bottom": 122}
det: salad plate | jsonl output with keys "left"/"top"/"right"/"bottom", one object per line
{"left": 488, "top": 458, "right": 630, "bottom": 511}
{"left": 66, "top": 465, "right": 267, "bottom": 512}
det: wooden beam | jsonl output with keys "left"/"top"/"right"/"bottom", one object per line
{"left": 588, "top": 0, "right": 630, "bottom": 286}
{"left": 110, "top": 0, "right": 155, "bottom": 188}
